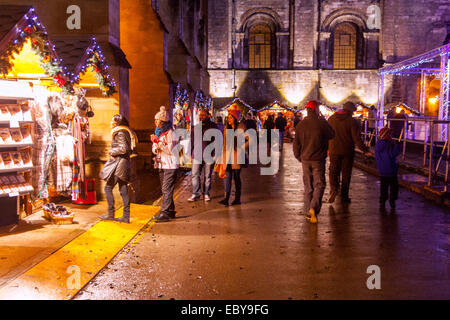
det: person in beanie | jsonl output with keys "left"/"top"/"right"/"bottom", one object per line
{"left": 219, "top": 108, "right": 248, "bottom": 206}
{"left": 151, "top": 106, "right": 179, "bottom": 222}
{"left": 327, "top": 101, "right": 373, "bottom": 204}
{"left": 100, "top": 114, "right": 136, "bottom": 223}
{"left": 293, "top": 100, "right": 335, "bottom": 223}
{"left": 375, "top": 127, "right": 401, "bottom": 211}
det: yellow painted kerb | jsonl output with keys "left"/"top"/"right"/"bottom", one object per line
{"left": 0, "top": 203, "right": 159, "bottom": 300}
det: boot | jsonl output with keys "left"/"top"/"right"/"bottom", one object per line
{"left": 328, "top": 191, "right": 337, "bottom": 204}
{"left": 379, "top": 200, "right": 387, "bottom": 213}
{"left": 100, "top": 213, "right": 115, "bottom": 221}
{"left": 305, "top": 208, "right": 318, "bottom": 224}
{"left": 115, "top": 210, "right": 130, "bottom": 223}
{"left": 231, "top": 198, "right": 241, "bottom": 205}
{"left": 219, "top": 193, "right": 230, "bottom": 206}
{"left": 389, "top": 199, "right": 396, "bottom": 211}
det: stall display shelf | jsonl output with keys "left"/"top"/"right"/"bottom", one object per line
{"left": 0, "top": 190, "right": 32, "bottom": 199}
{"left": 0, "top": 166, "right": 33, "bottom": 173}
{"left": 0, "top": 120, "right": 33, "bottom": 126}
{"left": 0, "top": 99, "right": 34, "bottom": 226}
{"left": 0, "top": 143, "right": 33, "bottom": 149}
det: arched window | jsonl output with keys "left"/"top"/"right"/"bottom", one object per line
{"left": 333, "top": 23, "right": 357, "bottom": 69}
{"left": 249, "top": 24, "right": 271, "bottom": 69}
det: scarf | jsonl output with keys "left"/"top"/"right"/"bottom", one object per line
{"left": 155, "top": 122, "right": 172, "bottom": 137}
{"left": 111, "top": 125, "right": 138, "bottom": 150}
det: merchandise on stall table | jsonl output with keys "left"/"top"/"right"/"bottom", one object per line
{"left": 20, "top": 125, "right": 32, "bottom": 143}
{"left": 19, "top": 150, "right": 32, "bottom": 166}
{"left": 7, "top": 105, "right": 23, "bottom": 127}
{"left": 1, "top": 176, "right": 12, "bottom": 193}
{"left": 1, "top": 152, "right": 13, "bottom": 168}
{"left": 0, "top": 128, "right": 12, "bottom": 144}
{"left": 10, "top": 152, "right": 23, "bottom": 167}
{"left": 20, "top": 102, "right": 32, "bottom": 122}
{"left": 0, "top": 105, "right": 10, "bottom": 121}
{"left": 7, "top": 175, "right": 20, "bottom": 193}
{"left": 9, "top": 128, "right": 23, "bottom": 143}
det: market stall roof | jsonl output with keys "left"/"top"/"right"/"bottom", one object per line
{"left": 221, "top": 97, "right": 255, "bottom": 112}
{"left": 0, "top": 6, "right": 75, "bottom": 93}
{"left": 52, "top": 37, "right": 131, "bottom": 77}
{"left": 258, "top": 100, "right": 297, "bottom": 113}
{"left": 0, "top": 5, "right": 32, "bottom": 41}
{"left": 297, "top": 102, "right": 337, "bottom": 112}
{"left": 0, "top": 6, "right": 61, "bottom": 74}
{"left": 51, "top": 37, "right": 130, "bottom": 96}
{"left": 384, "top": 102, "right": 421, "bottom": 116}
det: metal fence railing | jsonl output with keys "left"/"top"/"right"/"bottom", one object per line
{"left": 359, "top": 117, "right": 450, "bottom": 191}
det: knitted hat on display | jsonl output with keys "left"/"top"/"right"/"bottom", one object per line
{"left": 155, "top": 106, "right": 169, "bottom": 122}
{"left": 343, "top": 101, "right": 357, "bottom": 112}
{"left": 306, "top": 100, "right": 319, "bottom": 111}
{"left": 379, "top": 127, "right": 392, "bottom": 140}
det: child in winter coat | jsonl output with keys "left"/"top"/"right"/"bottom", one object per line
{"left": 375, "top": 127, "right": 401, "bottom": 211}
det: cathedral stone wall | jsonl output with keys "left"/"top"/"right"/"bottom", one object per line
{"left": 208, "top": 0, "right": 450, "bottom": 111}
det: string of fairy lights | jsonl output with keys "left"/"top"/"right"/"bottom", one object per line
{"left": 174, "top": 83, "right": 212, "bottom": 111}
{"left": 0, "top": 8, "right": 116, "bottom": 97}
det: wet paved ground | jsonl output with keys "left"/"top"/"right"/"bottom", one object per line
{"left": 75, "top": 143, "right": 449, "bottom": 300}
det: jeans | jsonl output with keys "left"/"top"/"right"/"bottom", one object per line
{"left": 192, "top": 162, "right": 213, "bottom": 197}
{"left": 279, "top": 131, "right": 285, "bottom": 150}
{"left": 380, "top": 176, "right": 398, "bottom": 203}
{"left": 225, "top": 165, "right": 241, "bottom": 201}
{"left": 159, "top": 169, "right": 178, "bottom": 215}
{"left": 329, "top": 153, "right": 355, "bottom": 200}
{"left": 302, "top": 160, "right": 326, "bottom": 214}
{"left": 104, "top": 175, "right": 130, "bottom": 218}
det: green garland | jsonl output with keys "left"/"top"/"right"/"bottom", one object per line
{"left": 83, "top": 52, "right": 117, "bottom": 97}
{"left": 0, "top": 18, "right": 116, "bottom": 97}
{"left": 0, "top": 23, "right": 73, "bottom": 94}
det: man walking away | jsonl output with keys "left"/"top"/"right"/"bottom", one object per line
{"left": 244, "top": 113, "right": 257, "bottom": 132}
{"left": 188, "top": 109, "right": 217, "bottom": 202}
{"left": 328, "top": 101, "right": 373, "bottom": 204}
{"left": 275, "top": 112, "right": 287, "bottom": 150}
{"left": 293, "top": 101, "right": 335, "bottom": 224}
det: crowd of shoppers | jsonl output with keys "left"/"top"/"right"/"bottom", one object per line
{"left": 100, "top": 100, "right": 401, "bottom": 224}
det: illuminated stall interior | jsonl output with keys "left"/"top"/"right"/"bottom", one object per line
{"left": 0, "top": 6, "right": 72, "bottom": 224}
{"left": 51, "top": 36, "right": 129, "bottom": 201}
{"left": 218, "top": 97, "right": 255, "bottom": 121}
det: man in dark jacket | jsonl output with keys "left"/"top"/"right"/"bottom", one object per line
{"left": 263, "top": 114, "right": 275, "bottom": 151}
{"left": 275, "top": 112, "right": 287, "bottom": 150}
{"left": 100, "top": 114, "right": 134, "bottom": 223}
{"left": 189, "top": 109, "right": 217, "bottom": 202}
{"left": 244, "top": 113, "right": 257, "bottom": 132}
{"left": 327, "top": 101, "right": 372, "bottom": 204}
{"left": 293, "top": 100, "right": 335, "bottom": 223}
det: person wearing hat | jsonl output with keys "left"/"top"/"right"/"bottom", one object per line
{"left": 218, "top": 108, "right": 248, "bottom": 206}
{"left": 99, "top": 114, "right": 136, "bottom": 223}
{"left": 327, "top": 101, "right": 373, "bottom": 204}
{"left": 293, "top": 100, "right": 335, "bottom": 223}
{"left": 151, "top": 106, "right": 179, "bottom": 222}
{"left": 375, "top": 127, "right": 401, "bottom": 212}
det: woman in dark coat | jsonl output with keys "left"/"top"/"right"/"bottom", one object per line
{"left": 100, "top": 114, "right": 136, "bottom": 223}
